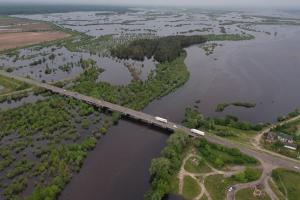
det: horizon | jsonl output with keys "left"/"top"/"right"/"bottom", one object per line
{"left": 0, "top": 1, "right": 300, "bottom": 9}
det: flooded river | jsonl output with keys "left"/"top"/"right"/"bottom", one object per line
{"left": 59, "top": 120, "right": 168, "bottom": 200}
{"left": 145, "top": 26, "right": 300, "bottom": 124}
{"left": 59, "top": 25, "right": 300, "bottom": 200}
{"left": 2, "top": 8, "right": 300, "bottom": 200}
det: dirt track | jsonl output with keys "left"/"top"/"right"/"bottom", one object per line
{"left": 0, "top": 31, "right": 69, "bottom": 51}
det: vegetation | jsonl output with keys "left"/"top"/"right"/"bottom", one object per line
{"left": 235, "top": 188, "right": 271, "bottom": 200}
{"left": 268, "top": 179, "right": 285, "bottom": 200}
{"left": 145, "top": 131, "right": 189, "bottom": 200}
{"left": 216, "top": 102, "right": 256, "bottom": 112}
{"left": 205, "top": 174, "right": 237, "bottom": 200}
{"left": 111, "top": 34, "right": 254, "bottom": 63}
{"left": 194, "top": 139, "right": 257, "bottom": 169}
{"left": 205, "top": 34, "right": 255, "bottom": 41}
{"left": 146, "top": 129, "right": 259, "bottom": 200}
{"left": 232, "top": 167, "right": 262, "bottom": 183}
{"left": 0, "top": 74, "right": 30, "bottom": 96}
{"left": 264, "top": 116, "right": 300, "bottom": 158}
{"left": 200, "top": 43, "right": 220, "bottom": 56}
{"left": 184, "top": 156, "right": 211, "bottom": 174}
{"left": 272, "top": 168, "right": 300, "bottom": 200}
{"left": 182, "top": 176, "right": 201, "bottom": 200}
{"left": 263, "top": 141, "right": 298, "bottom": 159}
{"left": 0, "top": 96, "right": 115, "bottom": 199}
{"left": 73, "top": 54, "right": 189, "bottom": 110}
{"left": 111, "top": 35, "right": 207, "bottom": 62}
{"left": 277, "top": 109, "right": 300, "bottom": 122}
{"left": 184, "top": 107, "right": 264, "bottom": 133}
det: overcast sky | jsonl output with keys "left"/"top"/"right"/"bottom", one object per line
{"left": 2, "top": 0, "right": 300, "bottom": 8}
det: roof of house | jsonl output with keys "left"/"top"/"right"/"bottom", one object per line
{"left": 276, "top": 132, "right": 293, "bottom": 140}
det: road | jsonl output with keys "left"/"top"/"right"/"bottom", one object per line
{"left": 1, "top": 70, "right": 300, "bottom": 199}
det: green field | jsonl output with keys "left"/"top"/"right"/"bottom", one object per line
{"left": 0, "top": 75, "right": 29, "bottom": 95}
{"left": 194, "top": 139, "right": 258, "bottom": 170}
{"left": 235, "top": 188, "right": 271, "bottom": 200}
{"left": 212, "top": 125, "right": 258, "bottom": 145}
{"left": 182, "top": 176, "right": 201, "bottom": 200}
{"left": 272, "top": 168, "right": 300, "bottom": 200}
{"left": 184, "top": 156, "right": 212, "bottom": 174}
{"left": 268, "top": 179, "right": 285, "bottom": 200}
{"left": 205, "top": 174, "right": 237, "bottom": 200}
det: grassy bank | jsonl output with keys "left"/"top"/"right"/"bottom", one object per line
{"left": 0, "top": 74, "right": 30, "bottom": 95}
{"left": 272, "top": 168, "right": 300, "bottom": 200}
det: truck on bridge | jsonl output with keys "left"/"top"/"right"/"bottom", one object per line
{"left": 190, "top": 129, "right": 205, "bottom": 136}
{"left": 155, "top": 116, "right": 168, "bottom": 123}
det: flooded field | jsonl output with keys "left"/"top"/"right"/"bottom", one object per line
{"left": 1, "top": 8, "right": 300, "bottom": 200}
{"left": 0, "top": 46, "right": 156, "bottom": 85}
{"left": 145, "top": 25, "right": 300, "bottom": 124}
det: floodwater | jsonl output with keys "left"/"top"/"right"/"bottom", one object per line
{"left": 0, "top": 93, "right": 45, "bottom": 110}
{"left": 145, "top": 25, "right": 300, "bottom": 124}
{"left": 59, "top": 21, "right": 300, "bottom": 200}
{"left": 0, "top": 46, "right": 156, "bottom": 85}
{"left": 59, "top": 120, "right": 168, "bottom": 200}
{"left": 2, "top": 8, "right": 300, "bottom": 200}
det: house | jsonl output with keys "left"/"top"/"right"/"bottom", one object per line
{"left": 266, "top": 131, "right": 297, "bottom": 151}
{"left": 266, "top": 131, "right": 294, "bottom": 144}
{"left": 277, "top": 132, "right": 294, "bottom": 144}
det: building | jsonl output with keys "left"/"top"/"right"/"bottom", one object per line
{"left": 284, "top": 143, "right": 297, "bottom": 151}
{"left": 277, "top": 132, "right": 294, "bottom": 144}
{"left": 266, "top": 131, "right": 297, "bottom": 151}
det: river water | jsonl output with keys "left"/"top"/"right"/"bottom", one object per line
{"left": 145, "top": 26, "right": 300, "bottom": 124}
{"left": 58, "top": 24, "right": 300, "bottom": 200}
{"left": 2, "top": 9, "right": 300, "bottom": 200}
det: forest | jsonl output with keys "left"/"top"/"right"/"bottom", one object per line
{"left": 111, "top": 35, "right": 207, "bottom": 62}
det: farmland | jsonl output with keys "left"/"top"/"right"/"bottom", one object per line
{"left": 0, "top": 17, "right": 69, "bottom": 51}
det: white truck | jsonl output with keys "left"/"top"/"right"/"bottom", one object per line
{"left": 190, "top": 129, "right": 205, "bottom": 136}
{"left": 155, "top": 116, "right": 168, "bottom": 124}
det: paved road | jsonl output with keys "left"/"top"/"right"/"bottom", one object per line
{"left": 2, "top": 71, "right": 300, "bottom": 199}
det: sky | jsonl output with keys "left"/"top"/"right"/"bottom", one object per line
{"left": 1, "top": 0, "right": 300, "bottom": 8}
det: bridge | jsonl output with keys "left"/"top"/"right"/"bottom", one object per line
{"left": 2, "top": 70, "right": 300, "bottom": 173}
{"left": 0, "top": 70, "right": 192, "bottom": 134}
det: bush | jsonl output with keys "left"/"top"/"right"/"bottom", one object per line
{"left": 81, "top": 119, "right": 90, "bottom": 129}
{"left": 145, "top": 131, "right": 189, "bottom": 200}
{"left": 194, "top": 139, "right": 257, "bottom": 168}
{"left": 233, "top": 167, "right": 261, "bottom": 183}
